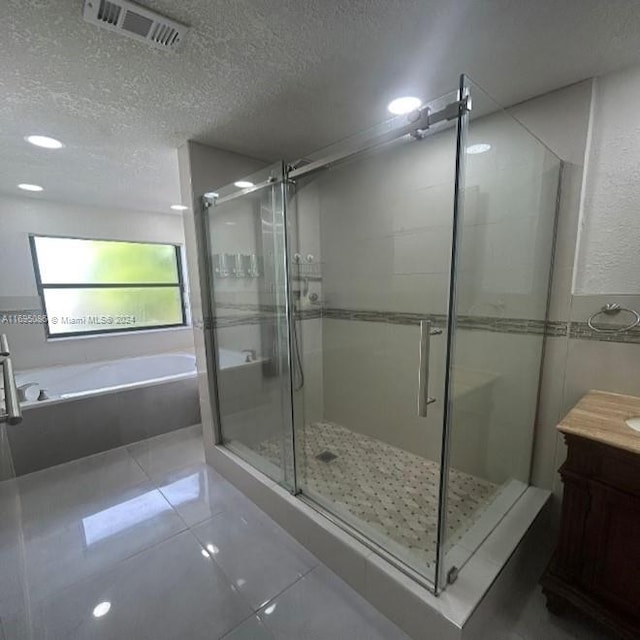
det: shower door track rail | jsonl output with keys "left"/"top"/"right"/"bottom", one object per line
{"left": 288, "top": 96, "right": 470, "bottom": 180}
{"left": 206, "top": 96, "right": 471, "bottom": 209}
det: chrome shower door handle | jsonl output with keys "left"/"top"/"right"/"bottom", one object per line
{"left": 418, "top": 321, "right": 440, "bottom": 418}
{"left": 0, "top": 334, "right": 23, "bottom": 425}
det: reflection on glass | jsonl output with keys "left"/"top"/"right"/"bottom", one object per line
{"left": 441, "top": 75, "right": 562, "bottom": 586}
{"left": 209, "top": 162, "right": 294, "bottom": 487}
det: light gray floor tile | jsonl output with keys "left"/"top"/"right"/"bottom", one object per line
{"left": 127, "top": 424, "right": 205, "bottom": 479}
{"left": 14, "top": 447, "right": 149, "bottom": 536}
{"left": 4, "top": 530, "right": 252, "bottom": 640}
{"left": 0, "top": 427, "right": 618, "bottom": 640}
{"left": 9, "top": 480, "right": 187, "bottom": 607}
{"left": 222, "top": 615, "right": 276, "bottom": 639}
{"left": 258, "top": 565, "right": 411, "bottom": 640}
{"left": 156, "top": 462, "right": 266, "bottom": 527}
{"left": 192, "top": 509, "right": 318, "bottom": 609}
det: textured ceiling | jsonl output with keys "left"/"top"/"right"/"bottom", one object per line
{"left": 2, "top": 0, "right": 640, "bottom": 213}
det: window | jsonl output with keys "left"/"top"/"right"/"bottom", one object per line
{"left": 30, "top": 235, "right": 186, "bottom": 337}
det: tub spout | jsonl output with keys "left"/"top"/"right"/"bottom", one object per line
{"left": 17, "top": 382, "right": 40, "bottom": 403}
{"left": 242, "top": 349, "right": 257, "bottom": 363}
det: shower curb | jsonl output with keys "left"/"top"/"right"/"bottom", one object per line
{"left": 205, "top": 443, "right": 551, "bottom": 640}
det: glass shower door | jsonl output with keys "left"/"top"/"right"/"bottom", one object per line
{"left": 205, "top": 162, "right": 295, "bottom": 488}
{"left": 287, "top": 90, "right": 463, "bottom": 587}
{"left": 439, "top": 76, "right": 562, "bottom": 588}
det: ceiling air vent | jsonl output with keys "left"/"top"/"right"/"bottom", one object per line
{"left": 83, "top": 0, "right": 189, "bottom": 51}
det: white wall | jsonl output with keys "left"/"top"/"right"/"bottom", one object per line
{"left": 505, "top": 81, "right": 595, "bottom": 498}
{"left": 574, "top": 65, "right": 640, "bottom": 294}
{"left": 299, "top": 96, "right": 561, "bottom": 486}
{"left": 0, "top": 194, "right": 194, "bottom": 370}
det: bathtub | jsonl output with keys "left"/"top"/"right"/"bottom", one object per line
{"left": 7, "top": 349, "right": 263, "bottom": 476}
{"left": 7, "top": 352, "right": 203, "bottom": 476}
{"left": 15, "top": 352, "right": 198, "bottom": 407}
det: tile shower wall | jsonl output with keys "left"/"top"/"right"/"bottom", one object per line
{"left": 312, "top": 93, "right": 561, "bottom": 486}
{"left": 0, "top": 194, "right": 194, "bottom": 370}
{"left": 523, "top": 69, "right": 640, "bottom": 507}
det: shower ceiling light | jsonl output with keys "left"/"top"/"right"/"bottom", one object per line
{"left": 387, "top": 96, "right": 422, "bottom": 115}
{"left": 170, "top": 204, "right": 189, "bottom": 211}
{"left": 25, "top": 135, "right": 64, "bottom": 149}
{"left": 92, "top": 602, "right": 111, "bottom": 618}
{"left": 18, "top": 183, "right": 43, "bottom": 192}
{"left": 467, "top": 143, "right": 492, "bottom": 154}
{"left": 234, "top": 181, "right": 254, "bottom": 188}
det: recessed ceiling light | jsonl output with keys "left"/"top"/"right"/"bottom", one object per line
{"left": 18, "top": 183, "right": 43, "bottom": 192}
{"left": 170, "top": 204, "right": 189, "bottom": 211}
{"left": 25, "top": 135, "right": 64, "bottom": 150}
{"left": 234, "top": 181, "right": 254, "bottom": 189}
{"left": 467, "top": 143, "right": 492, "bottom": 154}
{"left": 92, "top": 601, "right": 111, "bottom": 618}
{"left": 387, "top": 96, "right": 422, "bottom": 115}
{"left": 204, "top": 191, "right": 219, "bottom": 199}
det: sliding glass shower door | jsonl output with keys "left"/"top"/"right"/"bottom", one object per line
{"left": 204, "top": 162, "right": 295, "bottom": 488}
{"left": 205, "top": 76, "right": 561, "bottom": 593}
{"left": 286, "top": 90, "right": 465, "bottom": 587}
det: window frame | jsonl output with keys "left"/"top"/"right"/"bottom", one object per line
{"left": 29, "top": 233, "right": 188, "bottom": 339}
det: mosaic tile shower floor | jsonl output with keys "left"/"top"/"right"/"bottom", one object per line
{"left": 260, "top": 421, "right": 499, "bottom": 571}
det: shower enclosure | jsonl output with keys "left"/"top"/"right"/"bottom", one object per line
{"left": 198, "top": 76, "right": 561, "bottom": 593}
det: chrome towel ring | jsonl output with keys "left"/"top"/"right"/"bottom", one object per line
{"left": 587, "top": 303, "right": 640, "bottom": 333}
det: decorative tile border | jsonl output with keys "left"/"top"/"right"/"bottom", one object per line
{"left": 207, "top": 303, "right": 640, "bottom": 344}
{"left": 323, "top": 307, "right": 554, "bottom": 337}
{"left": 569, "top": 321, "right": 640, "bottom": 345}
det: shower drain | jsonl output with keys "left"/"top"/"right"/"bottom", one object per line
{"left": 315, "top": 450, "right": 338, "bottom": 463}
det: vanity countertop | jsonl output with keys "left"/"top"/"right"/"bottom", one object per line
{"left": 558, "top": 390, "right": 640, "bottom": 456}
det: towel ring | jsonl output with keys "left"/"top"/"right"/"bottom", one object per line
{"left": 587, "top": 303, "right": 640, "bottom": 334}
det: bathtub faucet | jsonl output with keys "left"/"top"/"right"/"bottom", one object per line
{"left": 17, "top": 382, "right": 40, "bottom": 402}
{"left": 242, "top": 349, "right": 257, "bottom": 363}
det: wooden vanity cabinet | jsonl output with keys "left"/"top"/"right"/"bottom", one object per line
{"left": 541, "top": 391, "right": 640, "bottom": 640}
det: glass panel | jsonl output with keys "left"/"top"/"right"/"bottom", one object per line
{"left": 288, "top": 90, "right": 461, "bottom": 586}
{"left": 43, "top": 286, "right": 184, "bottom": 334}
{"left": 33, "top": 237, "right": 179, "bottom": 284}
{"left": 440, "top": 76, "right": 562, "bottom": 586}
{"left": 207, "top": 162, "right": 295, "bottom": 487}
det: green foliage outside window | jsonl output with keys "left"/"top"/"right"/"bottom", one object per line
{"left": 31, "top": 236, "right": 186, "bottom": 336}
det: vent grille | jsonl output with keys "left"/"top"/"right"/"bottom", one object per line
{"left": 83, "top": 0, "right": 188, "bottom": 51}
{"left": 121, "top": 10, "right": 153, "bottom": 38}
{"left": 97, "top": 0, "right": 121, "bottom": 25}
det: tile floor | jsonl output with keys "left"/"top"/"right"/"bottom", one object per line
{"left": 0, "top": 424, "right": 409, "bottom": 640}
{"left": 0, "top": 424, "right": 619, "bottom": 640}
{"left": 259, "top": 421, "right": 499, "bottom": 570}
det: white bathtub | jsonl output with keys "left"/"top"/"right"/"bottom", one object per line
{"left": 8, "top": 351, "right": 208, "bottom": 475}
{"left": 16, "top": 352, "right": 197, "bottom": 407}
{"left": 15, "top": 349, "right": 259, "bottom": 408}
